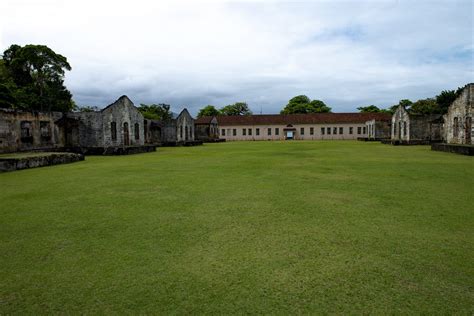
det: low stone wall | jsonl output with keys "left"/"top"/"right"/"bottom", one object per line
{"left": 390, "top": 140, "right": 438, "bottom": 145}
{"left": 431, "top": 143, "right": 474, "bottom": 156}
{"left": 83, "top": 145, "right": 156, "bottom": 155}
{"left": 201, "top": 138, "right": 226, "bottom": 143}
{"left": 357, "top": 137, "right": 388, "bottom": 142}
{"left": 0, "top": 153, "right": 84, "bottom": 172}
{"left": 159, "top": 140, "right": 203, "bottom": 147}
{"left": 55, "top": 145, "right": 156, "bottom": 155}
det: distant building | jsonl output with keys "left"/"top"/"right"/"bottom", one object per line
{"left": 63, "top": 95, "right": 145, "bottom": 149}
{"left": 365, "top": 116, "right": 391, "bottom": 140}
{"left": 443, "top": 83, "right": 473, "bottom": 145}
{"left": 391, "top": 105, "right": 443, "bottom": 144}
{"left": 161, "top": 109, "right": 198, "bottom": 145}
{"left": 216, "top": 113, "right": 391, "bottom": 141}
{"left": 195, "top": 116, "right": 220, "bottom": 142}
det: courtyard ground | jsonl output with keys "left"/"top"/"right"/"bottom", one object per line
{"left": 0, "top": 141, "right": 473, "bottom": 313}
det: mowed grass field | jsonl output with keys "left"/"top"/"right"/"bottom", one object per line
{"left": 1, "top": 141, "right": 473, "bottom": 314}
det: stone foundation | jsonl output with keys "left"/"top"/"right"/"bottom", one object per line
{"left": 159, "top": 140, "right": 203, "bottom": 147}
{"left": 390, "top": 140, "right": 440, "bottom": 145}
{"left": 63, "top": 145, "right": 156, "bottom": 155}
{"left": 431, "top": 143, "right": 474, "bottom": 156}
{"left": 0, "top": 152, "right": 84, "bottom": 172}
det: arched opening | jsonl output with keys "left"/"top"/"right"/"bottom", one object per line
{"left": 135, "top": 123, "right": 140, "bottom": 140}
{"left": 123, "top": 122, "right": 130, "bottom": 146}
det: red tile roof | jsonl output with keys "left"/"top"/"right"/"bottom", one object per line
{"left": 216, "top": 113, "right": 391, "bottom": 126}
{"left": 195, "top": 116, "right": 215, "bottom": 124}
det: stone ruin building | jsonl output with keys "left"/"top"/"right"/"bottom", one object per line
{"left": 365, "top": 116, "right": 391, "bottom": 141}
{"left": 0, "top": 95, "right": 201, "bottom": 155}
{"left": 60, "top": 95, "right": 146, "bottom": 152}
{"left": 391, "top": 105, "right": 443, "bottom": 145}
{"left": 159, "top": 109, "right": 197, "bottom": 145}
{"left": 443, "top": 83, "right": 473, "bottom": 145}
{"left": 195, "top": 116, "right": 221, "bottom": 142}
{"left": 0, "top": 108, "right": 63, "bottom": 153}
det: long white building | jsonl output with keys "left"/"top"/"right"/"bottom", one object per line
{"left": 215, "top": 113, "right": 391, "bottom": 141}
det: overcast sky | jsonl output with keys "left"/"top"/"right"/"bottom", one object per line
{"left": 1, "top": 0, "right": 472, "bottom": 115}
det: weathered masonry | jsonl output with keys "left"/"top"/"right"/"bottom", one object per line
{"left": 63, "top": 95, "right": 145, "bottom": 149}
{"left": 0, "top": 95, "right": 152, "bottom": 154}
{"left": 443, "top": 83, "right": 473, "bottom": 145}
{"left": 216, "top": 113, "right": 391, "bottom": 141}
{"left": 0, "top": 95, "right": 203, "bottom": 154}
{"left": 391, "top": 105, "right": 443, "bottom": 145}
{"left": 160, "top": 109, "right": 201, "bottom": 145}
{"left": 0, "top": 109, "right": 64, "bottom": 153}
{"left": 365, "top": 117, "right": 391, "bottom": 140}
{"left": 195, "top": 116, "right": 221, "bottom": 142}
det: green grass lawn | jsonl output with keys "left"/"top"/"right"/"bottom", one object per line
{"left": 1, "top": 141, "right": 473, "bottom": 314}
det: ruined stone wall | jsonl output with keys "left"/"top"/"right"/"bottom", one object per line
{"left": 66, "top": 112, "right": 104, "bottom": 147}
{"left": 0, "top": 109, "right": 64, "bottom": 153}
{"left": 409, "top": 114, "right": 443, "bottom": 142}
{"left": 391, "top": 106, "right": 410, "bottom": 141}
{"left": 375, "top": 120, "right": 391, "bottom": 139}
{"left": 195, "top": 118, "right": 219, "bottom": 141}
{"left": 101, "top": 97, "right": 145, "bottom": 147}
{"left": 144, "top": 119, "right": 162, "bottom": 144}
{"left": 391, "top": 105, "right": 443, "bottom": 143}
{"left": 194, "top": 124, "right": 209, "bottom": 141}
{"left": 161, "top": 120, "right": 177, "bottom": 143}
{"left": 444, "top": 83, "right": 473, "bottom": 145}
{"left": 176, "top": 109, "right": 195, "bottom": 142}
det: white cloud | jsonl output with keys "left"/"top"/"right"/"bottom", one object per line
{"left": 1, "top": 0, "right": 472, "bottom": 114}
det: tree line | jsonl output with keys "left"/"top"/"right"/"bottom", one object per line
{"left": 357, "top": 88, "right": 462, "bottom": 115}
{"left": 197, "top": 88, "right": 462, "bottom": 118}
{"left": 197, "top": 96, "right": 332, "bottom": 118}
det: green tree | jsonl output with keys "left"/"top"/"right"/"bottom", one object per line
{"left": 0, "top": 60, "right": 17, "bottom": 108}
{"left": 138, "top": 103, "right": 172, "bottom": 120}
{"left": 357, "top": 105, "right": 392, "bottom": 113}
{"left": 219, "top": 102, "right": 252, "bottom": 116}
{"left": 357, "top": 105, "right": 382, "bottom": 113}
{"left": 409, "top": 98, "right": 439, "bottom": 114}
{"left": 75, "top": 105, "right": 100, "bottom": 112}
{"left": 1, "top": 44, "right": 74, "bottom": 111}
{"left": 280, "top": 95, "right": 331, "bottom": 114}
{"left": 388, "top": 99, "right": 413, "bottom": 114}
{"left": 435, "top": 88, "right": 462, "bottom": 114}
{"left": 197, "top": 105, "right": 220, "bottom": 117}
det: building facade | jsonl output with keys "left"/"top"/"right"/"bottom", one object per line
{"left": 0, "top": 108, "right": 63, "bottom": 153}
{"left": 195, "top": 116, "right": 219, "bottom": 142}
{"left": 65, "top": 95, "right": 145, "bottom": 148}
{"left": 443, "top": 83, "right": 473, "bottom": 145}
{"left": 161, "top": 109, "right": 196, "bottom": 144}
{"left": 391, "top": 105, "right": 443, "bottom": 144}
{"left": 216, "top": 113, "right": 391, "bottom": 141}
{"left": 0, "top": 95, "right": 146, "bottom": 154}
{"left": 366, "top": 117, "right": 391, "bottom": 140}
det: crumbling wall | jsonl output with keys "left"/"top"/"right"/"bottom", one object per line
{"left": 0, "top": 109, "right": 64, "bottom": 153}
{"left": 101, "top": 96, "right": 144, "bottom": 147}
{"left": 144, "top": 119, "right": 162, "bottom": 144}
{"left": 444, "top": 83, "right": 473, "bottom": 145}
{"left": 391, "top": 106, "right": 410, "bottom": 141}
{"left": 66, "top": 112, "right": 103, "bottom": 147}
{"left": 409, "top": 114, "right": 443, "bottom": 142}
{"left": 176, "top": 109, "right": 195, "bottom": 142}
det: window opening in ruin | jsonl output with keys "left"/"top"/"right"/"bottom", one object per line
{"left": 135, "top": 123, "right": 140, "bottom": 140}
{"left": 111, "top": 122, "right": 117, "bottom": 141}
